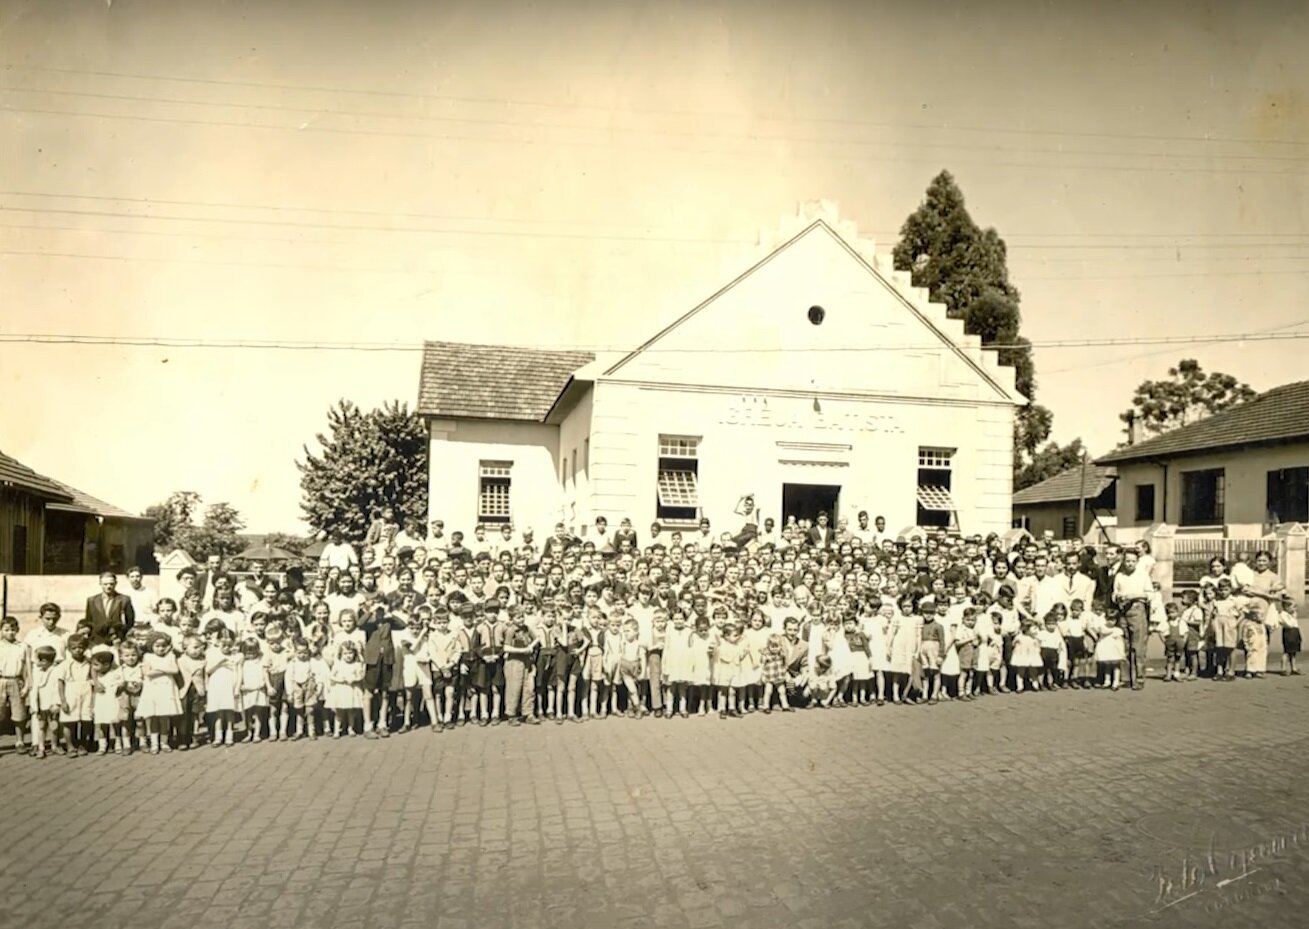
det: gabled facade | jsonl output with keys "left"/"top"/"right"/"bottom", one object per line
{"left": 418, "top": 202, "right": 1024, "bottom": 538}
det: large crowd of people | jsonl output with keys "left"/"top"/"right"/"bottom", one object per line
{"left": 0, "top": 498, "right": 1300, "bottom": 758}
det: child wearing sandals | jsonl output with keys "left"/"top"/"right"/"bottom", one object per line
{"left": 759, "top": 633, "right": 793, "bottom": 712}
{"left": 1277, "top": 594, "right": 1301, "bottom": 676}
{"left": 239, "top": 639, "right": 269, "bottom": 742}
{"left": 139, "top": 633, "right": 182, "bottom": 753}
{"left": 28, "top": 645, "right": 62, "bottom": 758}
{"left": 0, "top": 616, "right": 31, "bottom": 756}
{"left": 89, "top": 647, "right": 124, "bottom": 754}
{"left": 60, "top": 634, "right": 94, "bottom": 756}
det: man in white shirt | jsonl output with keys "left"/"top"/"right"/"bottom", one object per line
{"left": 319, "top": 530, "right": 358, "bottom": 573}
{"left": 851, "top": 511, "right": 875, "bottom": 546}
{"left": 1230, "top": 551, "right": 1255, "bottom": 592}
{"left": 123, "top": 566, "right": 157, "bottom": 623}
{"left": 1036, "top": 551, "right": 1096, "bottom": 619}
{"left": 1112, "top": 550, "right": 1154, "bottom": 689}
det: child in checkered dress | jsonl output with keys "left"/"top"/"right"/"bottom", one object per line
{"left": 759, "top": 633, "right": 792, "bottom": 712}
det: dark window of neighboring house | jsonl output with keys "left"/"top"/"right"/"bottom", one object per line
{"left": 11, "top": 524, "right": 28, "bottom": 574}
{"left": 1267, "top": 466, "right": 1309, "bottom": 525}
{"left": 1135, "top": 484, "right": 1156, "bottom": 522}
{"left": 1180, "top": 468, "right": 1225, "bottom": 526}
{"left": 1062, "top": 516, "right": 1078, "bottom": 539}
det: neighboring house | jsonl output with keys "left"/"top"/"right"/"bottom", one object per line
{"left": 1012, "top": 464, "right": 1117, "bottom": 542}
{"left": 44, "top": 479, "right": 156, "bottom": 574}
{"left": 1, "top": 449, "right": 73, "bottom": 574}
{"left": 417, "top": 202, "right": 1025, "bottom": 538}
{"left": 0, "top": 448, "right": 155, "bottom": 575}
{"left": 1097, "top": 379, "right": 1309, "bottom": 541}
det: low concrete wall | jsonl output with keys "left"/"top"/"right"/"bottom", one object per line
{"left": 1, "top": 574, "right": 160, "bottom": 636}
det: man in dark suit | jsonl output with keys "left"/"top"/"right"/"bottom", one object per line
{"left": 194, "top": 554, "right": 229, "bottom": 609}
{"left": 85, "top": 571, "right": 136, "bottom": 646}
{"left": 807, "top": 511, "right": 836, "bottom": 550}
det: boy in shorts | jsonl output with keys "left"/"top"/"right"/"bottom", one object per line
{"left": 0, "top": 616, "right": 30, "bottom": 755}
{"left": 1162, "top": 601, "right": 1187, "bottom": 682}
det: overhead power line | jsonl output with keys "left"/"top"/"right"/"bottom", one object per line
{"left": 5, "top": 103, "right": 1306, "bottom": 178}
{"left": 11, "top": 63, "right": 1309, "bottom": 148}
{"left": 6, "top": 191, "right": 1309, "bottom": 240}
{"left": 6, "top": 247, "right": 1309, "bottom": 279}
{"left": 7, "top": 84, "right": 1309, "bottom": 166}
{"left": 10, "top": 223, "right": 1307, "bottom": 265}
{"left": 2, "top": 331, "right": 1307, "bottom": 354}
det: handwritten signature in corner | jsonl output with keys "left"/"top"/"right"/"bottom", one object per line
{"left": 1147, "top": 823, "right": 1307, "bottom": 915}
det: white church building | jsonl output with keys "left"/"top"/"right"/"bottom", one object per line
{"left": 416, "top": 203, "right": 1024, "bottom": 540}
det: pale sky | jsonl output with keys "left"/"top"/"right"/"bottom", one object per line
{"left": 3, "top": 0, "right": 1307, "bottom": 532}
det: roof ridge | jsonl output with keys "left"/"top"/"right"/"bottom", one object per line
{"left": 1097, "top": 377, "right": 1309, "bottom": 465}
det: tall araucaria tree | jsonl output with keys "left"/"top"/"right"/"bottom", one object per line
{"left": 893, "top": 170, "right": 1053, "bottom": 467}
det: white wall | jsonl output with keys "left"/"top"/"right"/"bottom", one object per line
{"left": 556, "top": 387, "right": 594, "bottom": 533}
{"left": 1114, "top": 441, "right": 1309, "bottom": 541}
{"left": 427, "top": 419, "right": 563, "bottom": 538}
{"left": 588, "top": 381, "right": 1014, "bottom": 536}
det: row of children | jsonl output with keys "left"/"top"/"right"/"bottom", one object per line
{"left": 4, "top": 573, "right": 1297, "bottom": 756}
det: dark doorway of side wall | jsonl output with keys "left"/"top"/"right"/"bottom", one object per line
{"left": 782, "top": 483, "right": 840, "bottom": 527}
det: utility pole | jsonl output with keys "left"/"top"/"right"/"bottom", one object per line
{"left": 1076, "top": 449, "right": 1088, "bottom": 541}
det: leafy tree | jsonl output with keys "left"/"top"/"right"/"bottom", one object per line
{"left": 1015, "top": 438, "right": 1087, "bottom": 491}
{"left": 141, "top": 490, "right": 201, "bottom": 552}
{"left": 1119, "top": 359, "right": 1257, "bottom": 442}
{"left": 893, "top": 170, "right": 1051, "bottom": 459}
{"left": 298, "top": 400, "right": 429, "bottom": 542}
{"left": 141, "top": 492, "right": 244, "bottom": 559}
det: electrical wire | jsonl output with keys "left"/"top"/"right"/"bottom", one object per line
{"left": 2, "top": 332, "right": 1308, "bottom": 354}
{"left": 13, "top": 63, "right": 1309, "bottom": 148}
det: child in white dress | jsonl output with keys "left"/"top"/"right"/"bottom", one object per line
{"left": 89, "top": 647, "right": 123, "bottom": 755}
{"left": 863, "top": 602, "right": 892, "bottom": 705}
{"left": 139, "top": 633, "right": 182, "bottom": 753}
{"left": 329, "top": 640, "right": 365, "bottom": 737}
{"left": 1010, "top": 621, "right": 1043, "bottom": 693}
{"left": 239, "top": 639, "right": 269, "bottom": 743}
{"left": 1094, "top": 617, "right": 1127, "bottom": 690}
{"left": 205, "top": 631, "right": 241, "bottom": 747}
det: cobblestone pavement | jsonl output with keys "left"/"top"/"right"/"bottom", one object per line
{"left": 4, "top": 673, "right": 1309, "bottom": 929}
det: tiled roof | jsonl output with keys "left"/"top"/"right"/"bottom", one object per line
{"left": 0, "top": 449, "right": 73, "bottom": 501}
{"left": 417, "top": 341, "right": 595, "bottom": 421}
{"left": 1097, "top": 379, "right": 1309, "bottom": 465}
{"left": 1012, "top": 464, "right": 1116, "bottom": 506}
{"left": 46, "top": 479, "right": 150, "bottom": 521}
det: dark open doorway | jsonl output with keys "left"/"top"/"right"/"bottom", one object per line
{"left": 782, "top": 483, "right": 840, "bottom": 526}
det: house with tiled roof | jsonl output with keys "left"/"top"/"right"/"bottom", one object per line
{"left": 1011, "top": 463, "right": 1117, "bottom": 543}
{"left": 416, "top": 202, "right": 1025, "bottom": 539}
{"left": 1096, "top": 379, "right": 1309, "bottom": 541}
{"left": 1, "top": 448, "right": 154, "bottom": 574}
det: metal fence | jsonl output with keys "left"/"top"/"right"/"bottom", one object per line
{"left": 1172, "top": 538, "right": 1280, "bottom": 586}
